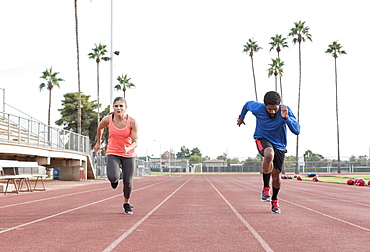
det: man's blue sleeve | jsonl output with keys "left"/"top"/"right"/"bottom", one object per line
{"left": 239, "top": 101, "right": 254, "bottom": 119}
{"left": 284, "top": 107, "right": 300, "bottom": 135}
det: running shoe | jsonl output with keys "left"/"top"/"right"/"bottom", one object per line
{"left": 123, "top": 203, "right": 133, "bottom": 214}
{"left": 271, "top": 199, "right": 281, "bottom": 213}
{"left": 111, "top": 181, "right": 118, "bottom": 189}
{"left": 261, "top": 187, "right": 271, "bottom": 201}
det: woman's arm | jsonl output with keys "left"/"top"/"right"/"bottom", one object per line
{"left": 93, "top": 116, "right": 109, "bottom": 154}
{"left": 125, "top": 117, "right": 138, "bottom": 153}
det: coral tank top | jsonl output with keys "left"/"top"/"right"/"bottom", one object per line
{"left": 106, "top": 114, "right": 135, "bottom": 158}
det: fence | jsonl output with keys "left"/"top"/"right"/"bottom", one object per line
{"left": 0, "top": 111, "right": 90, "bottom": 154}
{"left": 177, "top": 161, "right": 370, "bottom": 174}
{"left": 93, "top": 155, "right": 151, "bottom": 177}
{"left": 90, "top": 157, "right": 369, "bottom": 176}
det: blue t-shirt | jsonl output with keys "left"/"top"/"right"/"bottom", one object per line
{"left": 239, "top": 101, "right": 300, "bottom": 150}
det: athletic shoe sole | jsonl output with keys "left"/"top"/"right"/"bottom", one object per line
{"left": 111, "top": 181, "right": 118, "bottom": 189}
{"left": 271, "top": 209, "right": 281, "bottom": 214}
{"left": 261, "top": 197, "right": 271, "bottom": 202}
{"left": 123, "top": 204, "right": 133, "bottom": 214}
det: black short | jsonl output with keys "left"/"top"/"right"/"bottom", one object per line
{"left": 255, "top": 138, "right": 286, "bottom": 173}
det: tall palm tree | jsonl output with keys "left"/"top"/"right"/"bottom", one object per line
{"left": 288, "top": 20, "right": 312, "bottom": 174}
{"left": 115, "top": 74, "right": 135, "bottom": 98}
{"left": 269, "top": 34, "right": 289, "bottom": 101}
{"left": 325, "top": 41, "right": 347, "bottom": 173}
{"left": 88, "top": 43, "right": 108, "bottom": 122}
{"left": 243, "top": 38, "right": 262, "bottom": 102}
{"left": 269, "top": 34, "right": 289, "bottom": 58}
{"left": 267, "top": 58, "right": 284, "bottom": 92}
{"left": 39, "top": 67, "right": 64, "bottom": 140}
{"left": 74, "top": 0, "right": 82, "bottom": 135}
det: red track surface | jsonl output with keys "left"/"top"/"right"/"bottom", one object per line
{"left": 1, "top": 175, "right": 369, "bottom": 251}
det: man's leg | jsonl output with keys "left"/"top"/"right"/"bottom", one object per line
{"left": 256, "top": 139, "right": 275, "bottom": 201}
{"left": 261, "top": 147, "right": 274, "bottom": 201}
{"left": 270, "top": 149, "right": 285, "bottom": 213}
{"left": 271, "top": 168, "right": 281, "bottom": 200}
{"left": 271, "top": 149, "right": 284, "bottom": 200}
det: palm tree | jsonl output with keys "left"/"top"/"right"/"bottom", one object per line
{"left": 39, "top": 67, "right": 64, "bottom": 140}
{"left": 115, "top": 74, "right": 135, "bottom": 98}
{"left": 288, "top": 20, "right": 312, "bottom": 174}
{"left": 74, "top": 0, "right": 82, "bottom": 135}
{"left": 269, "top": 34, "right": 289, "bottom": 57}
{"left": 267, "top": 58, "right": 284, "bottom": 91}
{"left": 243, "top": 38, "right": 263, "bottom": 101}
{"left": 88, "top": 43, "right": 108, "bottom": 122}
{"left": 269, "top": 34, "right": 288, "bottom": 101}
{"left": 325, "top": 41, "right": 347, "bottom": 173}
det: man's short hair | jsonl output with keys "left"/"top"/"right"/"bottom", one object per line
{"left": 263, "top": 91, "right": 281, "bottom": 105}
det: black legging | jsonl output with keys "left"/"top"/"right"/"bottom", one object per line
{"left": 106, "top": 155, "right": 134, "bottom": 199}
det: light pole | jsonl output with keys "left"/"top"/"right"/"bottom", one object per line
{"left": 102, "top": 49, "right": 120, "bottom": 105}
{"left": 153, "top": 140, "right": 162, "bottom": 172}
{"left": 110, "top": 0, "right": 113, "bottom": 106}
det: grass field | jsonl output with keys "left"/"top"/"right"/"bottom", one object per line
{"left": 150, "top": 172, "right": 370, "bottom": 185}
{"left": 294, "top": 174, "right": 370, "bottom": 184}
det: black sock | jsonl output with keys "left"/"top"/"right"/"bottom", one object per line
{"left": 263, "top": 173, "right": 271, "bottom": 188}
{"left": 272, "top": 187, "right": 280, "bottom": 200}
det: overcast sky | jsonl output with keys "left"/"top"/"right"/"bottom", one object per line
{"left": 1, "top": 0, "right": 369, "bottom": 160}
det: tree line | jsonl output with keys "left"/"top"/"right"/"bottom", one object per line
{"left": 38, "top": 14, "right": 348, "bottom": 173}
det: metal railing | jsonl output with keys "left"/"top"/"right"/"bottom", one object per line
{"left": 0, "top": 111, "right": 90, "bottom": 155}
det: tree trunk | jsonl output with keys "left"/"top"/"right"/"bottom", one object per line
{"left": 334, "top": 57, "right": 341, "bottom": 173}
{"left": 279, "top": 75, "right": 283, "bottom": 103}
{"left": 251, "top": 57, "right": 258, "bottom": 102}
{"left": 275, "top": 75, "right": 277, "bottom": 91}
{"left": 278, "top": 51, "right": 283, "bottom": 103}
{"left": 48, "top": 89, "right": 51, "bottom": 142}
{"left": 97, "top": 62, "right": 100, "bottom": 123}
{"left": 74, "top": 0, "right": 82, "bottom": 135}
{"left": 295, "top": 42, "right": 302, "bottom": 174}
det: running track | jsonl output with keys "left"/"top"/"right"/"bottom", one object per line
{"left": 1, "top": 175, "right": 369, "bottom": 251}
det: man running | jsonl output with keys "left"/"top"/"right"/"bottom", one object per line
{"left": 237, "top": 91, "right": 300, "bottom": 213}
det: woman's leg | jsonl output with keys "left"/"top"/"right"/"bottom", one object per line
{"left": 106, "top": 155, "right": 121, "bottom": 184}
{"left": 121, "top": 157, "right": 134, "bottom": 201}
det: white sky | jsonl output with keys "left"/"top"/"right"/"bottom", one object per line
{"left": 1, "top": 0, "right": 369, "bottom": 160}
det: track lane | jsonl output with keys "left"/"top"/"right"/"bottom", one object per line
{"left": 114, "top": 175, "right": 270, "bottom": 251}
{"left": 1, "top": 174, "right": 369, "bottom": 251}
{"left": 0, "top": 176, "right": 186, "bottom": 251}
{"left": 214, "top": 175, "right": 370, "bottom": 251}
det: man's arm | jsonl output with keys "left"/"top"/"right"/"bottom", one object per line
{"left": 237, "top": 101, "right": 256, "bottom": 127}
{"left": 282, "top": 106, "right": 300, "bottom": 135}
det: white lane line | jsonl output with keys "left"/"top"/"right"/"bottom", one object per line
{"left": 103, "top": 177, "right": 192, "bottom": 252}
{"left": 0, "top": 178, "right": 169, "bottom": 209}
{"left": 227, "top": 179, "right": 370, "bottom": 232}
{"left": 0, "top": 196, "right": 117, "bottom": 234}
{"left": 284, "top": 199, "right": 370, "bottom": 232}
{"left": 283, "top": 184, "right": 369, "bottom": 207}
{"left": 0, "top": 179, "right": 170, "bottom": 234}
{"left": 205, "top": 177, "right": 274, "bottom": 252}
{"left": 0, "top": 188, "right": 104, "bottom": 209}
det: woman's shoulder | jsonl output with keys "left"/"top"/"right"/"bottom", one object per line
{"left": 102, "top": 114, "right": 112, "bottom": 123}
{"left": 104, "top": 113, "right": 113, "bottom": 120}
{"left": 128, "top": 115, "right": 138, "bottom": 128}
